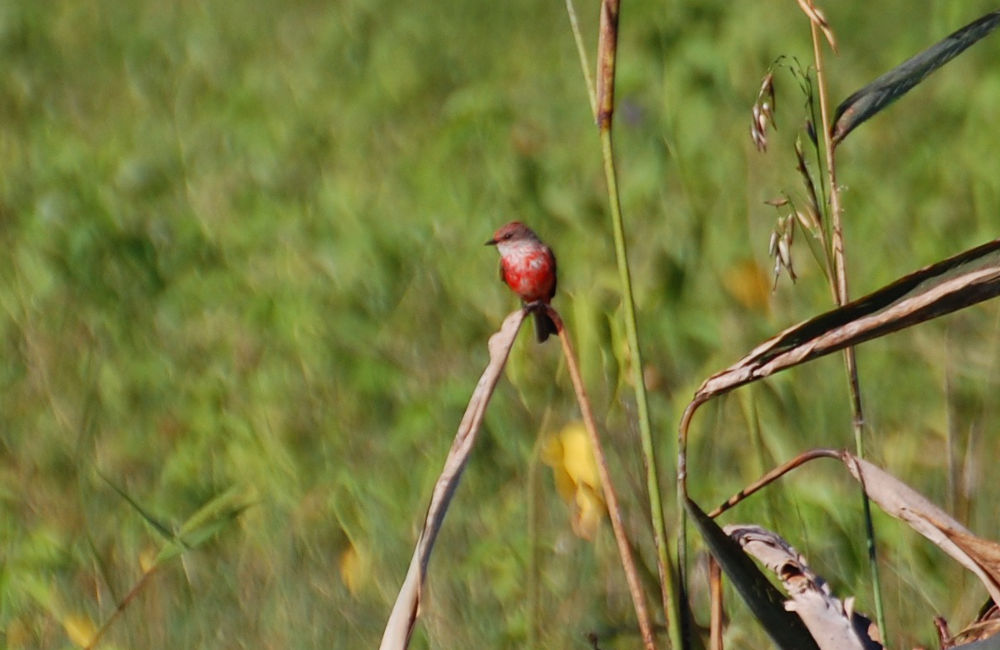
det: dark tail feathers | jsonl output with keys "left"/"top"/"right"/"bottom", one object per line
{"left": 534, "top": 310, "right": 558, "bottom": 343}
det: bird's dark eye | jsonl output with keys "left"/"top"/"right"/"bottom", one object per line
{"left": 503, "top": 232, "right": 513, "bottom": 240}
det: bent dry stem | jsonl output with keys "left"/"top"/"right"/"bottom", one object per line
{"left": 380, "top": 307, "right": 656, "bottom": 650}
{"left": 379, "top": 310, "right": 526, "bottom": 650}
{"left": 546, "top": 304, "right": 657, "bottom": 650}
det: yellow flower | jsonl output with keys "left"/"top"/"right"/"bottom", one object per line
{"left": 541, "top": 422, "right": 605, "bottom": 540}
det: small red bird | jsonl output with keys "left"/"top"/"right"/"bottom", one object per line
{"left": 486, "top": 221, "right": 558, "bottom": 342}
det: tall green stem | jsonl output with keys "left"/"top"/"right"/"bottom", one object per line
{"left": 594, "top": 0, "right": 683, "bottom": 646}
{"left": 808, "top": 14, "right": 887, "bottom": 639}
{"left": 600, "top": 129, "right": 681, "bottom": 649}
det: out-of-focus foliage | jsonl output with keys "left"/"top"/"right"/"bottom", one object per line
{"left": 1, "top": 0, "right": 999, "bottom": 647}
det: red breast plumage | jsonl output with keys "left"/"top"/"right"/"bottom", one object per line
{"left": 486, "top": 221, "right": 558, "bottom": 342}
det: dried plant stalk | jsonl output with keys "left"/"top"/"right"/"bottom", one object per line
{"left": 381, "top": 306, "right": 657, "bottom": 649}
{"left": 380, "top": 310, "right": 526, "bottom": 650}
{"left": 546, "top": 306, "right": 657, "bottom": 650}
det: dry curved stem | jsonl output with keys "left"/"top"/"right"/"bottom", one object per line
{"left": 545, "top": 305, "right": 658, "bottom": 650}
{"left": 380, "top": 309, "right": 527, "bottom": 650}
{"left": 709, "top": 449, "right": 841, "bottom": 518}
{"left": 381, "top": 306, "right": 656, "bottom": 649}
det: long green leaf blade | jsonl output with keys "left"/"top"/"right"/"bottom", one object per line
{"left": 832, "top": 11, "right": 1000, "bottom": 145}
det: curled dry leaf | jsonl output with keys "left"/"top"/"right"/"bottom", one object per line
{"left": 691, "top": 239, "right": 1000, "bottom": 405}
{"left": 726, "top": 525, "right": 881, "bottom": 650}
{"left": 842, "top": 452, "right": 1000, "bottom": 605}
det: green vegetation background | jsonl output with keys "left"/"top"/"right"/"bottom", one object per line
{"left": 2, "top": 1, "right": 999, "bottom": 648}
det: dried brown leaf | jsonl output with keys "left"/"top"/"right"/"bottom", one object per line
{"left": 842, "top": 453, "right": 1000, "bottom": 604}
{"left": 691, "top": 239, "right": 1000, "bottom": 404}
{"left": 726, "top": 525, "right": 881, "bottom": 650}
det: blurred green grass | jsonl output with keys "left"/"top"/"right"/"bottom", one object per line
{"left": 2, "top": 0, "right": 1000, "bottom": 647}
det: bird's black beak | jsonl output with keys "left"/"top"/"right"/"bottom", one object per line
{"left": 485, "top": 238, "right": 497, "bottom": 246}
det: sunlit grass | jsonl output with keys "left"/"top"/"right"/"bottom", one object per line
{"left": 2, "top": 0, "right": 1000, "bottom": 648}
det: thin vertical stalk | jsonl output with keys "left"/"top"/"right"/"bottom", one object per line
{"left": 564, "top": 0, "right": 597, "bottom": 118}
{"left": 602, "top": 130, "right": 681, "bottom": 650}
{"left": 527, "top": 440, "right": 542, "bottom": 649}
{"left": 708, "top": 557, "right": 723, "bottom": 650}
{"left": 594, "top": 1, "right": 683, "bottom": 647}
{"left": 807, "top": 12, "right": 887, "bottom": 639}
{"left": 549, "top": 308, "right": 657, "bottom": 650}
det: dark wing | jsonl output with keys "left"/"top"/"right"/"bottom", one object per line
{"left": 547, "top": 245, "right": 557, "bottom": 300}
